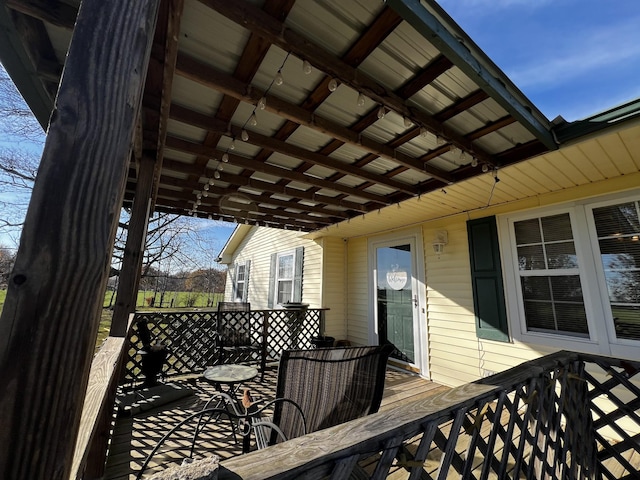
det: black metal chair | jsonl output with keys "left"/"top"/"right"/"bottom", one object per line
{"left": 248, "top": 344, "right": 394, "bottom": 449}
{"left": 216, "top": 302, "right": 267, "bottom": 378}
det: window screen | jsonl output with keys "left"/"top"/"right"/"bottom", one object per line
{"left": 514, "top": 213, "right": 589, "bottom": 337}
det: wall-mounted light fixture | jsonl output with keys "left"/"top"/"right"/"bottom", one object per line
{"left": 432, "top": 230, "right": 448, "bottom": 254}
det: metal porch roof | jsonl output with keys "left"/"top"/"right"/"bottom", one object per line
{"left": 1, "top": 0, "right": 560, "bottom": 232}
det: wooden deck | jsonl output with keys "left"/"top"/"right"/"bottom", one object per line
{"left": 104, "top": 366, "right": 448, "bottom": 479}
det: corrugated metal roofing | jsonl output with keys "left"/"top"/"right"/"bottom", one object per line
{"left": 2, "top": 0, "right": 636, "bottom": 233}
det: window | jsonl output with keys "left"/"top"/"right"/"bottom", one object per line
{"left": 500, "top": 192, "right": 640, "bottom": 358}
{"left": 268, "top": 247, "right": 304, "bottom": 308}
{"left": 513, "top": 213, "right": 588, "bottom": 337}
{"left": 591, "top": 201, "right": 640, "bottom": 341}
{"left": 235, "top": 264, "right": 246, "bottom": 301}
{"left": 275, "top": 252, "right": 294, "bottom": 304}
{"left": 233, "top": 260, "right": 250, "bottom": 302}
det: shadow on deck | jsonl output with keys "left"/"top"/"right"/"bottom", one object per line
{"left": 104, "top": 366, "right": 447, "bottom": 479}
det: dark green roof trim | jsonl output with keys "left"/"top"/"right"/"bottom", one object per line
{"left": 387, "top": 0, "right": 557, "bottom": 151}
{"left": 553, "top": 98, "right": 640, "bottom": 144}
{"left": 0, "top": 3, "right": 52, "bottom": 130}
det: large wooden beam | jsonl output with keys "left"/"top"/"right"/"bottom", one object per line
{"left": 0, "top": 1, "right": 160, "bottom": 479}
{"left": 110, "top": 155, "right": 157, "bottom": 336}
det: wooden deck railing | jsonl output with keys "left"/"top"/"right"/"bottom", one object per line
{"left": 188, "top": 351, "right": 639, "bottom": 479}
{"left": 123, "top": 308, "right": 327, "bottom": 384}
{"left": 71, "top": 332, "right": 129, "bottom": 480}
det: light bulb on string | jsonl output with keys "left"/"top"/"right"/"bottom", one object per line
{"left": 482, "top": 163, "right": 489, "bottom": 173}
{"left": 214, "top": 170, "right": 221, "bottom": 179}
{"left": 274, "top": 69, "right": 284, "bottom": 86}
{"left": 217, "top": 164, "right": 223, "bottom": 171}
{"left": 357, "top": 93, "right": 365, "bottom": 107}
{"left": 241, "top": 129, "right": 249, "bottom": 142}
{"left": 203, "top": 183, "right": 209, "bottom": 191}
{"left": 248, "top": 113, "right": 258, "bottom": 126}
{"left": 257, "top": 97, "right": 266, "bottom": 110}
{"left": 208, "top": 177, "right": 215, "bottom": 185}
{"left": 328, "top": 78, "right": 338, "bottom": 92}
{"left": 471, "top": 156, "right": 478, "bottom": 167}
{"left": 196, "top": 193, "right": 202, "bottom": 199}
{"left": 222, "top": 153, "right": 229, "bottom": 163}
{"left": 377, "top": 106, "right": 385, "bottom": 119}
{"left": 229, "top": 138, "right": 236, "bottom": 150}
{"left": 403, "top": 117, "right": 412, "bottom": 128}
{"left": 302, "top": 60, "right": 312, "bottom": 74}
{"left": 202, "top": 191, "right": 209, "bottom": 197}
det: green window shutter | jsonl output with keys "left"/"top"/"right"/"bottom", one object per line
{"left": 291, "top": 247, "right": 304, "bottom": 303}
{"left": 267, "top": 253, "right": 276, "bottom": 308}
{"left": 467, "top": 216, "right": 509, "bottom": 342}
{"left": 242, "top": 260, "right": 251, "bottom": 302}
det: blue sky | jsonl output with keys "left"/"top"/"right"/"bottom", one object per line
{"left": 437, "top": 0, "right": 640, "bottom": 121}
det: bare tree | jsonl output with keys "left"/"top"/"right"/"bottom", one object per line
{"left": 0, "top": 65, "right": 45, "bottom": 242}
{"left": 0, "top": 65, "right": 43, "bottom": 141}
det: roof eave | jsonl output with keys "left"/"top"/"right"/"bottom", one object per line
{"left": 388, "top": 0, "right": 557, "bottom": 151}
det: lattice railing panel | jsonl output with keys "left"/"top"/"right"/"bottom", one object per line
{"left": 581, "top": 354, "right": 640, "bottom": 479}
{"left": 218, "top": 351, "right": 637, "bottom": 480}
{"left": 123, "top": 309, "right": 324, "bottom": 385}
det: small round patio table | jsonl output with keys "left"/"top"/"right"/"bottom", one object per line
{"left": 203, "top": 364, "right": 258, "bottom": 394}
{"left": 200, "top": 364, "right": 259, "bottom": 453}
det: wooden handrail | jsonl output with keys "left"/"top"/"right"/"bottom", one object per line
{"left": 70, "top": 335, "right": 128, "bottom": 480}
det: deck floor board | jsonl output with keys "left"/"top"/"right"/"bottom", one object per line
{"left": 104, "top": 366, "right": 442, "bottom": 479}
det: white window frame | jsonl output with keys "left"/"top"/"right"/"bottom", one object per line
{"left": 585, "top": 194, "right": 640, "bottom": 360}
{"left": 498, "top": 204, "right": 610, "bottom": 355}
{"left": 234, "top": 263, "right": 246, "bottom": 302}
{"left": 274, "top": 250, "right": 295, "bottom": 306}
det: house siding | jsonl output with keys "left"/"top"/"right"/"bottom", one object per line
{"left": 346, "top": 237, "right": 370, "bottom": 346}
{"left": 223, "top": 227, "right": 322, "bottom": 310}
{"left": 222, "top": 167, "right": 640, "bottom": 389}
{"left": 319, "top": 236, "right": 347, "bottom": 340}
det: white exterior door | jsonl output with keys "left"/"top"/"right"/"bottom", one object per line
{"left": 369, "top": 229, "right": 428, "bottom": 376}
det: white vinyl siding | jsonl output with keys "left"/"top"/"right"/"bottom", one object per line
{"left": 224, "top": 227, "right": 322, "bottom": 309}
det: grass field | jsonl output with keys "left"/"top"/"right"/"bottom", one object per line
{"left": 1, "top": 289, "right": 224, "bottom": 353}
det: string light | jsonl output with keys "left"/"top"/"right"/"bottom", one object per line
{"left": 357, "top": 93, "right": 366, "bottom": 107}
{"left": 377, "top": 106, "right": 385, "bottom": 119}
{"left": 208, "top": 177, "right": 215, "bottom": 185}
{"left": 274, "top": 69, "right": 284, "bottom": 86}
{"left": 471, "top": 156, "right": 478, "bottom": 167}
{"left": 328, "top": 78, "right": 338, "bottom": 92}
{"left": 222, "top": 153, "right": 229, "bottom": 163}
{"left": 482, "top": 164, "right": 489, "bottom": 173}
{"left": 248, "top": 113, "right": 258, "bottom": 126}
{"left": 203, "top": 183, "right": 209, "bottom": 191}
{"left": 241, "top": 129, "right": 249, "bottom": 142}
{"left": 214, "top": 170, "right": 221, "bottom": 179}
{"left": 257, "top": 97, "right": 266, "bottom": 110}
{"left": 404, "top": 117, "right": 412, "bottom": 128}
{"left": 302, "top": 60, "right": 312, "bottom": 74}
{"left": 229, "top": 138, "right": 236, "bottom": 150}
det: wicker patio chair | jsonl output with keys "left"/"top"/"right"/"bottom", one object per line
{"left": 249, "top": 344, "right": 394, "bottom": 449}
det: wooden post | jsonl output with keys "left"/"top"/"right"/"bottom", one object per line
{"left": 110, "top": 155, "right": 156, "bottom": 336}
{"left": 0, "top": 1, "right": 160, "bottom": 479}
